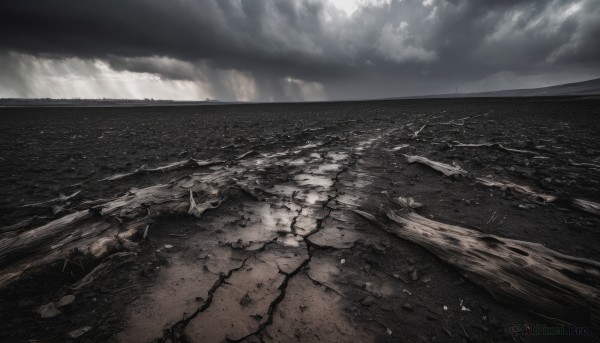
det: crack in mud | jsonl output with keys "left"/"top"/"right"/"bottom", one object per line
{"left": 3, "top": 102, "right": 600, "bottom": 343}
{"left": 234, "top": 143, "right": 362, "bottom": 342}
{"left": 158, "top": 255, "right": 253, "bottom": 342}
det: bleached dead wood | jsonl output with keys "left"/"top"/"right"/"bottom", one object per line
{"left": 0, "top": 217, "right": 39, "bottom": 233}
{"left": 404, "top": 155, "right": 467, "bottom": 176}
{"left": 100, "top": 158, "right": 224, "bottom": 182}
{"left": 0, "top": 170, "right": 236, "bottom": 289}
{"left": 475, "top": 177, "right": 557, "bottom": 203}
{"left": 459, "top": 111, "right": 490, "bottom": 121}
{"left": 572, "top": 199, "right": 600, "bottom": 217}
{"left": 430, "top": 119, "right": 465, "bottom": 126}
{"left": 101, "top": 164, "right": 148, "bottom": 182}
{"left": 21, "top": 191, "right": 81, "bottom": 208}
{"left": 427, "top": 112, "right": 489, "bottom": 128}
{"left": 569, "top": 159, "right": 600, "bottom": 170}
{"left": 355, "top": 206, "right": 600, "bottom": 334}
{"left": 403, "top": 156, "right": 556, "bottom": 202}
{"left": 188, "top": 190, "right": 227, "bottom": 218}
{"left": 0, "top": 139, "right": 333, "bottom": 289}
{"left": 448, "top": 141, "right": 538, "bottom": 155}
{"left": 236, "top": 150, "right": 256, "bottom": 160}
{"left": 0, "top": 210, "right": 94, "bottom": 263}
{"left": 71, "top": 252, "right": 136, "bottom": 290}
{"left": 410, "top": 124, "right": 428, "bottom": 139}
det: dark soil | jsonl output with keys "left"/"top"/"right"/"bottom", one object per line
{"left": 0, "top": 97, "right": 598, "bottom": 342}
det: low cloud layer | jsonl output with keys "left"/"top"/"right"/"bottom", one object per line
{"left": 1, "top": 0, "right": 598, "bottom": 101}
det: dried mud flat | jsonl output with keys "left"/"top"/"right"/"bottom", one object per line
{"left": 0, "top": 98, "right": 599, "bottom": 343}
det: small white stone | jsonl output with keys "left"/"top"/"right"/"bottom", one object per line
{"left": 340, "top": 259, "right": 346, "bottom": 264}
{"left": 386, "top": 328, "right": 392, "bottom": 335}
{"left": 443, "top": 306, "right": 448, "bottom": 311}
{"left": 57, "top": 295, "right": 75, "bottom": 308}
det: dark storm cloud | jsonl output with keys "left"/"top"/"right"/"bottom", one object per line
{"left": 0, "top": 0, "right": 598, "bottom": 100}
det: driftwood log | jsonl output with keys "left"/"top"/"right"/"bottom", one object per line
{"left": 100, "top": 158, "right": 224, "bottom": 182}
{"left": 0, "top": 169, "right": 236, "bottom": 289}
{"left": 404, "top": 154, "right": 559, "bottom": 203}
{"left": 355, "top": 204, "right": 600, "bottom": 339}
{"left": 572, "top": 199, "right": 600, "bottom": 217}
{"left": 475, "top": 177, "right": 557, "bottom": 203}
{"left": 1, "top": 140, "right": 598, "bottom": 341}
{"left": 404, "top": 154, "right": 467, "bottom": 176}
{"left": 448, "top": 141, "right": 539, "bottom": 155}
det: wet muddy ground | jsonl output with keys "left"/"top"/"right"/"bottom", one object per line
{"left": 0, "top": 97, "right": 599, "bottom": 342}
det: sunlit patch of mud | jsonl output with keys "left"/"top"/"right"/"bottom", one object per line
{"left": 291, "top": 142, "right": 322, "bottom": 154}
{"left": 326, "top": 151, "right": 349, "bottom": 162}
{"left": 269, "top": 185, "right": 328, "bottom": 205}
{"left": 283, "top": 158, "right": 307, "bottom": 166}
{"left": 117, "top": 259, "right": 217, "bottom": 342}
{"left": 307, "top": 215, "right": 365, "bottom": 249}
{"left": 339, "top": 171, "right": 374, "bottom": 189}
{"left": 277, "top": 233, "right": 304, "bottom": 247}
{"left": 258, "top": 240, "right": 309, "bottom": 274}
{"left": 216, "top": 202, "right": 299, "bottom": 249}
{"left": 264, "top": 274, "right": 375, "bottom": 343}
{"left": 293, "top": 206, "right": 326, "bottom": 236}
{"left": 184, "top": 256, "right": 285, "bottom": 342}
{"left": 293, "top": 174, "right": 335, "bottom": 188}
{"left": 312, "top": 163, "right": 343, "bottom": 174}
{"left": 117, "top": 242, "right": 246, "bottom": 343}
{"left": 354, "top": 137, "right": 379, "bottom": 153}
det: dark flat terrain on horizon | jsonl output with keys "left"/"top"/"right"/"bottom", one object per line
{"left": 0, "top": 97, "right": 599, "bottom": 342}
{"left": 2, "top": 77, "right": 600, "bottom": 107}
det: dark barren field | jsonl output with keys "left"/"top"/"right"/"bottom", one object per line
{"left": 0, "top": 97, "right": 599, "bottom": 342}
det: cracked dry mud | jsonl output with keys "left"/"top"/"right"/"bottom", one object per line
{"left": 0, "top": 98, "right": 599, "bottom": 342}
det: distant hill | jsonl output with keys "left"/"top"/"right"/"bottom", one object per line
{"left": 420, "top": 77, "right": 600, "bottom": 99}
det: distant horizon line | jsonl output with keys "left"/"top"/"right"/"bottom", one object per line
{"left": 1, "top": 76, "right": 599, "bottom": 103}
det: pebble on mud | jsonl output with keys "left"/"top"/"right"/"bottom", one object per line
{"left": 57, "top": 295, "right": 75, "bottom": 308}
{"left": 361, "top": 295, "right": 375, "bottom": 306}
{"left": 35, "top": 302, "right": 61, "bottom": 318}
{"left": 372, "top": 243, "right": 387, "bottom": 254}
{"left": 67, "top": 326, "right": 92, "bottom": 339}
{"left": 240, "top": 293, "right": 253, "bottom": 307}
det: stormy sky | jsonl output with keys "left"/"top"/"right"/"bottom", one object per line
{"left": 1, "top": 0, "right": 598, "bottom": 101}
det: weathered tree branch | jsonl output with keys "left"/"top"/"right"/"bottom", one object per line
{"left": 475, "top": 177, "right": 557, "bottom": 203}
{"left": 355, "top": 205, "right": 600, "bottom": 337}
{"left": 572, "top": 199, "right": 600, "bottom": 217}
{"left": 404, "top": 155, "right": 467, "bottom": 176}
{"left": 448, "top": 141, "right": 538, "bottom": 155}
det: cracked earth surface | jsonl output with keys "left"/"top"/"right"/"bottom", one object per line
{"left": 0, "top": 98, "right": 599, "bottom": 342}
